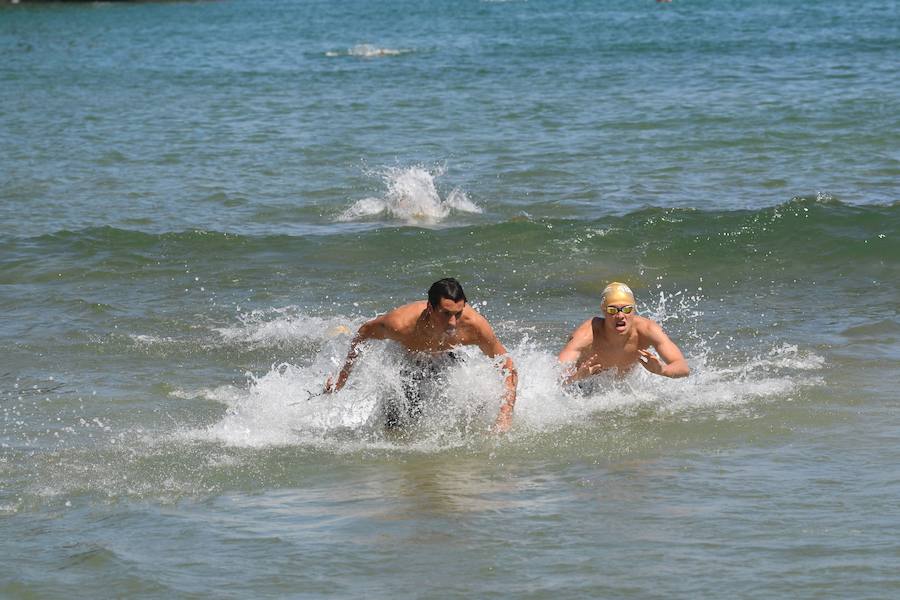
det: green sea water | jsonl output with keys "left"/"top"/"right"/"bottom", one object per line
{"left": 1, "top": 0, "right": 898, "bottom": 598}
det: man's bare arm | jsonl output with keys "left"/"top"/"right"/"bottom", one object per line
{"left": 557, "top": 320, "right": 594, "bottom": 384}
{"left": 324, "top": 317, "right": 389, "bottom": 393}
{"left": 475, "top": 321, "right": 518, "bottom": 433}
{"left": 639, "top": 322, "right": 689, "bottom": 378}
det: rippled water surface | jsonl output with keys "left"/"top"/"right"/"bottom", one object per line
{"left": 1, "top": 0, "right": 898, "bottom": 597}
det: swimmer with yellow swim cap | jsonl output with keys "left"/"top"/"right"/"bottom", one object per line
{"left": 558, "top": 282, "right": 689, "bottom": 382}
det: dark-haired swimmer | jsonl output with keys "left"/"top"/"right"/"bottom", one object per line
{"left": 325, "top": 278, "right": 518, "bottom": 432}
{"left": 558, "top": 282, "right": 689, "bottom": 384}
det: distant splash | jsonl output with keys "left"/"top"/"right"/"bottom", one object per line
{"left": 325, "top": 44, "right": 411, "bottom": 58}
{"left": 339, "top": 165, "right": 483, "bottom": 224}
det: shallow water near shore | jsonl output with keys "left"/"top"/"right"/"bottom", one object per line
{"left": 2, "top": 0, "right": 899, "bottom": 597}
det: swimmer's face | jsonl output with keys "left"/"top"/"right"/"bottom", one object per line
{"left": 602, "top": 302, "right": 635, "bottom": 335}
{"left": 429, "top": 298, "right": 466, "bottom": 333}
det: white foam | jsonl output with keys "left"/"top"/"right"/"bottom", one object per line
{"left": 170, "top": 384, "right": 245, "bottom": 406}
{"left": 325, "top": 44, "right": 410, "bottom": 58}
{"left": 339, "top": 165, "right": 482, "bottom": 224}
{"left": 183, "top": 363, "right": 368, "bottom": 448}
{"left": 182, "top": 313, "right": 825, "bottom": 451}
{"left": 128, "top": 334, "right": 176, "bottom": 346}
{"left": 214, "top": 308, "right": 357, "bottom": 348}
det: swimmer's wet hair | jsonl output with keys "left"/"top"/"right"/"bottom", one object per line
{"left": 428, "top": 277, "right": 467, "bottom": 307}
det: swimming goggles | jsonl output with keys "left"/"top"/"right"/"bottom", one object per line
{"left": 604, "top": 305, "right": 635, "bottom": 315}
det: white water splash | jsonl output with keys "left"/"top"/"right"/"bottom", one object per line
{"left": 214, "top": 308, "right": 357, "bottom": 348}
{"left": 180, "top": 310, "right": 825, "bottom": 451}
{"left": 339, "top": 165, "right": 482, "bottom": 224}
{"left": 325, "top": 44, "right": 411, "bottom": 58}
{"left": 128, "top": 309, "right": 357, "bottom": 356}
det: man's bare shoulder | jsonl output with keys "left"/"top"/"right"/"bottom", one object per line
{"left": 578, "top": 317, "right": 600, "bottom": 335}
{"left": 458, "top": 306, "right": 510, "bottom": 354}
{"left": 633, "top": 315, "right": 666, "bottom": 342}
{"left": 457, "top": 305, "right": 493, "bottom": 335}
{"left": 564, "top": 317, "right": 597, "bottom": 344}
{"left": 459, "top": 303, "right": 487, "bottom": 323}
{"left": 633, "top": 315, "right": 662, "bottom": 330}
{"left": 379, "top": 301, "right": 427, "bottom": 333}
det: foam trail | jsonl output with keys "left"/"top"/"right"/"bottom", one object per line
{"left": 339, "top": 165, "right": 482, "bottom": 224}
{"left": 181, "top": 310, "right": 825, "bottom": 451}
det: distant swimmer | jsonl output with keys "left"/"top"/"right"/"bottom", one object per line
{"left": 558, "top": 282, "right": 689, "bottom": 384}
{"left": 324, "top": 278, "right": 518, "bottom": 433}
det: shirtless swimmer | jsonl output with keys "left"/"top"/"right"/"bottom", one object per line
{"left": 324, "top": 278, "right": 518, "bottom": 432}
{"left": 558, "top": 282, "right": 689, "bottom": 383}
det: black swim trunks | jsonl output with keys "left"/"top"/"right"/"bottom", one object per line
{"left": 383, "top": 351, "right": 459, "bottom": 428}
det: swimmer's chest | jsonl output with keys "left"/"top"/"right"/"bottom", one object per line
{"left": 394, "top": 331, "right": 472, "bottom": 354}
{"left": 583, "top": 335, "right": 644, "bottom": 369}
{"left": 395, "top": 327, "right": 478, "bottom": 354}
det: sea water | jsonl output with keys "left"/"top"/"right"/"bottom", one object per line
{"left": 1, "top": 0, "right": 898, "bottom": 597}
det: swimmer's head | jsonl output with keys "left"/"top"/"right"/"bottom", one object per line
{"left": 427, "top": 277, "right": 467, "bottom": 308}
{"left": 427, "top": 277, "right": 467, "bottom": 334}
{"left": 600, "top": 282, "right": 636, "bottom": 310}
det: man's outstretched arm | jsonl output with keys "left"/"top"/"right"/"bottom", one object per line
{"left": 324, "top": 318, "right": 388, "bottom": 393}
{"left": 477, "top": 329, "right": 518, "bottom": 433}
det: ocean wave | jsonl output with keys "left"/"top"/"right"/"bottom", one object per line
{"left": 2, "top": 198, "right": 894, "bottom": 293}
{"left": 7, "top": 196, "right": 894, "bottom": 245}
{"left": 9, "top": 195, "right": 894, "bottom": 238}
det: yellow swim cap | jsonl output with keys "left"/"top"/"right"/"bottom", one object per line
{"left": 601, "top": 282, "right": 635, "bottom": 307}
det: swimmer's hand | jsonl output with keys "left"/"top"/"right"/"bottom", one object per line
{"left": 638, "top": 349, "right": 664, "bottom": 375}
{"left": 585, "top": 364, "right": 606, "bottom": 378}
{"left": 323, "top": 375, "right": 342, "bottom": 394}
{"left": 561, "top": 361, "right": 604, "bottom": 386}
{"left": 325, "top": 363, "right": 355, "bottom": 393}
